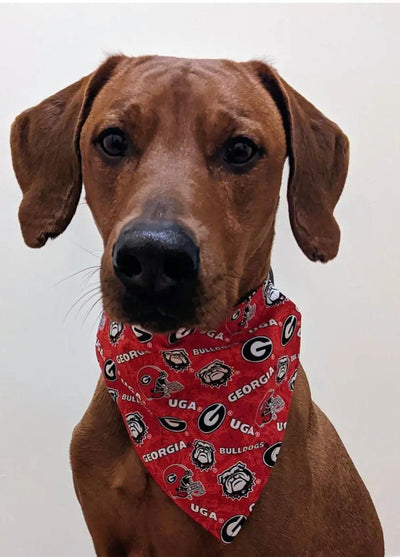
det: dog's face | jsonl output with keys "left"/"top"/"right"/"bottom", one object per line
{"left": 79, "top": 57, "right": 286, "bottom": 331}
{"left": 11, "top": 55, "right": 349, "bottom": 333}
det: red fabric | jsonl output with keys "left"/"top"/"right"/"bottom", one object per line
{"left": 96, "top": 277, "right": 301, "bottom": 543}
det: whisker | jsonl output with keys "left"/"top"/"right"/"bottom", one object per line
{"left": 74, "top": 290, "right": 103, "bottom": 321}
{"left": 90, "top": 299, "right": 113, "bottom": 332}
{"left": 64, "top": 286, "right": 101, "bottom": 322}
{"left": 82, "top": 295, "right": 103, "bottom": 326}
{"left": 93, "top": 307, "right": 105, "bottom": 328}
{"left": 70, "top": 241, "right": 102, "bottom": 260}
{"left": 53, "top": 266, "right": 100, "bottom": 287}
{"left": 82, "top": 267, "right": 101, "bottom": 289}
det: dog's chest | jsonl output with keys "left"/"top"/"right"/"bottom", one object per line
{"left": 70, "top": 376, "right": 314, "bottom": 557}
{"left": 72, "top": 426, "right": 235, "bottom": 555}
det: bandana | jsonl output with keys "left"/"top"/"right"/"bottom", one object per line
{"left": 96, "top": 276, "right": 301, "bottom": 543}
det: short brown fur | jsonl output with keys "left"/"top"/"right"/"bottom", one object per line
{"left": 11, "top": 55, "right": 383, "bottom": 556}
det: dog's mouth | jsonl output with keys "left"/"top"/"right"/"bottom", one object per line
{"left": 101, "top": 245, "right": 233, "bottom": 333}
{"left": 101, "top": 269, "right": 238, "bottom": 334}
{"left": 119, "top": 284, "right": 199, "bottom": 333}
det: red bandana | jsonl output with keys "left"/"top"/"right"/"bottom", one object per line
{"left": 96, "top": 277, "right": 301, "bottom": 543}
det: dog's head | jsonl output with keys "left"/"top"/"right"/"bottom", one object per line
{"left": 11, "top": 55, "right": 349, "bottom": 332}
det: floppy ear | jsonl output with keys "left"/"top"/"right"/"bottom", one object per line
{"left": 10, "top": 55, "right": 125, "bottom": 248}
{"left": 247, "top": 61, "right": 350, "bottom": 262}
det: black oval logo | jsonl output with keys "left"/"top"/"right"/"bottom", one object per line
{"left": 131, "top": 326, "right": 153, "bottom": 343}
{"left": 263, "top": 442, "right": 282, "bottom": 468}
{"left": 198, "top": 403, "right": 226, "bottom": 434}
{"left": 168, "top": 328, "right": 195, "bottom": 345}
{"left": 281, "top": 315, "right": 297, "bottom": 346}
{"left": 140, "top": 374, "right": 152, "bottom": 385}
{"left": 220, "top": 515, "right": 247, "bottom": 544}
{"left": 242, "top": 336, "right": 273, "bottom": 363}
{"left": 158, "top": 416, "right": 187, "bottom": 433}
{"left": 166, "top": 473, "right": 177, "bottom": 484}
{"left": 288, "top": 369, "right": 299, "bottom": 392}
{"left": 231, "top": 309, "right": 241, "bottom": 321}
{"left": 103, "top": 359, "right": 117, "bottom": 381}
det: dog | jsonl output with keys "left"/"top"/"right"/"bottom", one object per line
{"left": 10, "top": 55, "right": 384, "bottom": 556}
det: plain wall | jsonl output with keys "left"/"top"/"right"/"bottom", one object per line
{"left": 0, "top": 3, "right": 399, "bottom": 556}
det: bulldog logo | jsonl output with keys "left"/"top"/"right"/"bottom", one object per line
{"left": 217, "top": 462, "right": 255, "bottom": 500}
{"left": 138, "top": 366, "right": 183, "bottom": 400}
{"left": 196, "top": 360, "right": 233, "bottom": 387}
{"left": 256, "top": 389, "right": 285, "bottom": 426}
{"left": 164, "top": 464, "right": 205, "bottom": 499}
{"left": 109, "top": 321, "right": 124, "bottom": 344}
{"left": 125, "top": 412, "right": 148, "bottom": 445}
{"left": 191, "top": 440, "right": 216, "bottom": 471}
{"left": 276, "top": 355, "right": 290, "bottom": 383}
{"left": 162, "top": 349, "right": 190, "bottom": 371}
{"left": 262, "top": 279, "right": 286, "bottom": 307}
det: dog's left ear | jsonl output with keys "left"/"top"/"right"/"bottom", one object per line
{"left": 246, "top": 60, "right": 350, "bottom": 262}
{"left": 10, "top": 55, "right": 125, "bottom": 248}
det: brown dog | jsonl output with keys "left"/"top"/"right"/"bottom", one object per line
{"left": 11, "top": 55, "right": 384, "bottom": 556}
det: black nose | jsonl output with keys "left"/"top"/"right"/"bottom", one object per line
{"left": 112, "top": 221, "right": 199, "bottom": 295}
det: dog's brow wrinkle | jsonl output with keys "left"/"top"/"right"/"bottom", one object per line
{"left": 107, "top": 102, "right": 142, "bottom": 119}
{"left": 127, "top": 57, "right": 236, "bottom": 86}
{"left": 133, "top": 59, "right": 195, "bottom": 83}
{"left": 211, "top": 107, "right": 252, "bottom": 124}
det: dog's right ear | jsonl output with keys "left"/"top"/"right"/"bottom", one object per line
{"left": 10, "top": 55, "right": 125, "bottom": 248}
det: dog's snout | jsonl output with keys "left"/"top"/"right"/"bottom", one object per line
{"left": 112, "top": 221, "right": 199, "bottom": 295}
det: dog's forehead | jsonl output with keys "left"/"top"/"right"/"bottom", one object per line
{"left": 102, "top": 55, "right": 265, "bottom": 115}
{"left": 123, "top": 55, "right": 249, "bottom": 89}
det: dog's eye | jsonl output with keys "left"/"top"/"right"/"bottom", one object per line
{"left": 98, "top": 128, "right": 127, "bottom": 157}
{"left": 224, "top": 136, "right": 259, "bottom": 166}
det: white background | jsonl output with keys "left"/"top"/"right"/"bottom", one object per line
{"left": 0, "top": 4, "right": 399, "bottom": 556}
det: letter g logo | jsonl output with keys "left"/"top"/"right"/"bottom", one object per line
{"left": 220, "top": 515, "right": 247, "bottom": 544}
{"left": 281, "top": 315, "right": 297, "bottom": 346}
{"left": 198, "top": 403, "right": 226, "bottom": 434}
{"left": 242, "top": 336, "right": 273, "bottom": 363}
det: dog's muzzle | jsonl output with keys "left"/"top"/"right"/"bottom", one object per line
{"left": 112, "top": 220, "right": 200, "bottom": 328}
